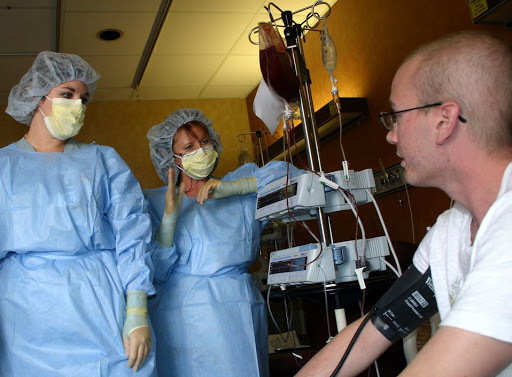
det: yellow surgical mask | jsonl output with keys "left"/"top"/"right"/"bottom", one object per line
{"left": 38, "top": 96, "right": 86, "bottom": 140}
{"left": 175, "top": 145, "right": 218, "bottom": 179}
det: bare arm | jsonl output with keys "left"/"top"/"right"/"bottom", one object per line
{"left": 295, "top": 315, "right": 392, "bottom": 377}
{"left": 399, "top": 326, "right": 512, "bottom": 377}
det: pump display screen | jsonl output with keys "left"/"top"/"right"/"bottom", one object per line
{"left": 257, "top": 183, "right": 298, "bottom": 209}
{"left": 269, "top": 257, "right": 307, "bottom": 274}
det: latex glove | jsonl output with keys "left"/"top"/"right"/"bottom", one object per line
{"left": 197, "top": 176, "right": 257, "bottom": 205}
{"left": 122, "top": 290, "right": 150, "bottom": 372}
{"left": 154, "top": 168, "right": 185, "bottom": 247}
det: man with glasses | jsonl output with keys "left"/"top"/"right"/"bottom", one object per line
{"left": 296, "top": 30, "right": 512, "bottom": 377}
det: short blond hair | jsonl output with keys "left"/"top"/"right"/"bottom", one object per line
{"left": 406, "top": 31, "right": 512, "bottom": 154}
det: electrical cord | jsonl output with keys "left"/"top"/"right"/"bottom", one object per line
{"left": 367, "top": 189, "right": 402, "bottom": 276}
{"left": 403, "top": 181, "right": 415, "bottom": 244}
{"left": 329, "top": 307, "right": 378, "bottom": 377}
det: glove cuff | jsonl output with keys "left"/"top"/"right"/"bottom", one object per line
{"left": 123, "top": 291, "right": 149, "bottom": 338}
{"left": 155, "top": 211, "right": 179, "bottom": 247}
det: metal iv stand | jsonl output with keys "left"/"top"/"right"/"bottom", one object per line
{"left": 281, "top": 7, "right": 332, "bottom": 247}
{"left": 238, "top": 129, "right": 273, "bottom": 167}
{"left": 248, "top": 1, "right": 334, "bottom": 246}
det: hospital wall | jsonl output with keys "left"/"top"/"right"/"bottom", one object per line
{"left": 0, "top": 98, "right": 252, "bottom": 189}
{"left": 246, "top": 0, "right": 512, "bottom": 247}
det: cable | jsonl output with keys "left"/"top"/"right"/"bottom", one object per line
{"left": 367, "top": 189, "right": 402, "bottom": 276}
{"left": 338, "top": 188, "right": 367, "bottom": 268}
{"left": 334, "top": 95, "right": 348, "bottom": 164}
{"left": 373, "top": 360, "right": 381, "bottom": 377}
{"left": 383, "top": 259, "right": 401, "bottom": 278}
{"left": 329, "top": 307, "right": 378, "bottom": 377}
{"left": 267, "top": 285, "right": 291, "bottom": 344}
{"left": 320, "top": 264, "right": 334, "bottom": 342}
{"left": 403, "top": 181, "right": 415, "bottom": 244}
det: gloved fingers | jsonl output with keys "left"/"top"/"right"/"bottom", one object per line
{"left": 125, "top": 327, "right": 151, "bottom": 372}
{"left": 132, "top": 340, "right": 150, "bottom": 372}
{"left": 177, "top": 178, "right": 186, "bottom": 200}
{"left": 197, "top": 179, "right": 220, "bottom": 205}
{"left": 167, "top": 167, "right": 175, "bottom": 188}
{"left": 164, "top": 168, "right": 179, "bottom": 216}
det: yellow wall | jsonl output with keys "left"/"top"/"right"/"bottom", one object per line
{"left": 0, "top": 98, "right": 253, "bottom": 189}
{"left": 247, "top": 0, "right": 512, "bottom": 245}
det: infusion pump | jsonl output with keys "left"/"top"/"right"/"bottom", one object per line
{"left": 255, "top": 169, "right": 375, "bottom": 222}
{"left": 255, "top": 170, "right": 325, "bottom": 222}
{"left": 267, "top": 236, "right": 390, "bottom": 286}
{"left": 267, "top": 243, "right": 335, "bottom": 285}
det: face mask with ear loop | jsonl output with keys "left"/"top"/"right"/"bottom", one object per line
{"left": 38, "top": 96, "right": 86, "bottom": 140}
{"left": 174, "top": 145, "right": 219, "bottom": 179}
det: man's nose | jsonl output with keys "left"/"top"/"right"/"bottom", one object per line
{"left": 386, "top": 126, "right": 397, "bottom": 145}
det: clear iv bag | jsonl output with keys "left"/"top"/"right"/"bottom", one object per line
{"left": 258, "top": 22, "right": 300, "bottom": 104}
{"left": 320, "top": 19, "right": 337, "bottom": 75}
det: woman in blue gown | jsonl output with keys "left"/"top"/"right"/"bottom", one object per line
{"left": 144, "top": 108, "right": 297, "bottom": 377}
{"left": 0, "top": 51, "right": 156, "bottom": 376}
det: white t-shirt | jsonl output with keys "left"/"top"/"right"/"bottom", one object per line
{"left": 413, "top": 162, "right": 512, "bottom": 376}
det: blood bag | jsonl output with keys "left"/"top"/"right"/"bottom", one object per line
{"left": 258, "top": 22, "right": 300, "bottom": 104}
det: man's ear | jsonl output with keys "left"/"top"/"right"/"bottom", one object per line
{"left": 435, "top": 101, "right": 461, "bottom": 145}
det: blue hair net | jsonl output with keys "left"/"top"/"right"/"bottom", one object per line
{"left": 147, "top": 108, "right": 223, "bottom": 185}
{"left": 6, "top": 51, "right": 100, "bottom": 125}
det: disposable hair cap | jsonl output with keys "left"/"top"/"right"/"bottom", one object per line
{"left": 6, "top": 51, "right": 100, "bottom": 125}
{"left": 147, "top": 108, "right": 223, "bottom": 185}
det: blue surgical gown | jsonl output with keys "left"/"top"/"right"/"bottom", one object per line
{"left": 0, "top": 139, "right": 157, "bottom": 377}
{"left": 144, "top": 161, "right": 297, "bottom": 377}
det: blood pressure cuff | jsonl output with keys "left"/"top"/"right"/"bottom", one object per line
{"left": 370, "top": 264, "right": 438, "bottom": 343}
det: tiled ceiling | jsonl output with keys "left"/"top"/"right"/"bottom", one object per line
{"left": 0, "top": 0, "right": 336, "bottom": 103}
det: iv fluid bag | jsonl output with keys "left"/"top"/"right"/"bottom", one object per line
{"left": 258, "top": 22, "right": 300, "bottom": 104}
{"left": 320, "top": 20, "right": 337, "bottom": 75}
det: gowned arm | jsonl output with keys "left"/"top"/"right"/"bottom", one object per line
{"left": 399, "top": 326, "right": 512, "bottom": 377}
{"left": 103, "top": 147, "right": 155, "bottom": 294}
{"left": 295, "top": 316, "right": 392, "bottom": 377}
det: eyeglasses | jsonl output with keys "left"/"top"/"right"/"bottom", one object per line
{"left": 379, "top": 102, "right": 467, "bottom": 130}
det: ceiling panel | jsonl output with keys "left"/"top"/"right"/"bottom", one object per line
{"left": 154, "top": 12, "right": 255, "bottom": 55}
{"left": 200, "top": 85, "right": 258, "bottom": 99}
{"left": 141, "top": 55, "right": 225, "bottom": 87}
{"left": 92, "top": 87, "right": 139, "bottom": 102}
{"left": 171, "top": 0, "right": 265, "bottom": 13}
{"left": 62, "top": 0, "right": 161, "bottom": 12}
{"left": 0, "top": 8, "right": 56, "bottom": 53}
{"left": 60, "top": 12, "right": 157, "bottom": 55}
{"left": 0, "top": 0, "right": 54, "bottom": 7}
{"left": 231, "top": 15, "right": 265, "bottom": 55}
{"left": 137, "top": 86, "right": 204, "bottom": 101}
{"left": 209, "top": 56, "right": 261, "bottom": 86}
{"left": 83, "top": 55, "right": 141, "bottom": 88}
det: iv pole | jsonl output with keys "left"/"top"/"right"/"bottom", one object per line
{"left": 249, "top": 1, "right": 334, "bottom": 246}
{"left": 238, "top": 130, "right": 272, "bottom": 167}
{"left": 281, "top": 8, "right": 332, "bottom": 246}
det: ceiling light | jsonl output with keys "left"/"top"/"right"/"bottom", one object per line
{"left": 97, "top": 29, "right": 123, "bottom": 41}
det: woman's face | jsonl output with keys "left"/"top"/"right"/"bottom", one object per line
{"left": 173, "top": 122, "right": 213, "bottom": 169}
{"left": 38, "top": 80, "right": 89, "bottom": 116}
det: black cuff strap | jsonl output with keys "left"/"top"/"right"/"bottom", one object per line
{"left": 370, "top": 264, "right": 438, "bottom": 343}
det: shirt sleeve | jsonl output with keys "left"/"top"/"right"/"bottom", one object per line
{"left": 102, "top": 147, "right": 155, "bottom": 295}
